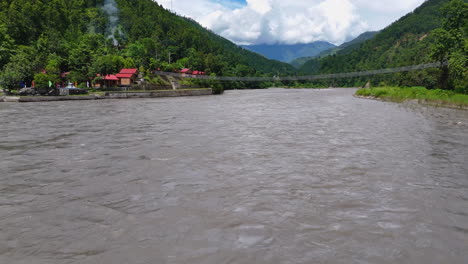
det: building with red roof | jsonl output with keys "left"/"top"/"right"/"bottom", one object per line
{"left": 180, "top": 68, "right": 192, "bottom": 74}
{"left": 104, "top": 74, "right": 119, "bottom": 81}
{"left": 116, "top": 68, "right": 138, "bottom": 86}
{"left": 103, "top": 74, "right": 119, "bottom": 87}
{"left": 181, "top": 68, "right": 208, "bottom": 76}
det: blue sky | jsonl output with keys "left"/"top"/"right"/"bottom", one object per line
{"left": 220, "top": 0, "right": 247, "bottom": 6}
{"left": 158, "top": 0, "right": 426, "bottom": 45}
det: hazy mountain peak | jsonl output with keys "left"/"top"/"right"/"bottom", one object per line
{"left": 241, "top": 41, "right": 336, "bottom": 63}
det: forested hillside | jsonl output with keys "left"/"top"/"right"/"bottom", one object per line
{"left": 0, "top": 0, "right": 294, "bottom": 90}
{"left": 299, "top": 0, "right": 467, "bottom": 91}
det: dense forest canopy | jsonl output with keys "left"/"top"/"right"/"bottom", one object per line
{"left": 0, "top": 0, "right": 294, "bottom": 91}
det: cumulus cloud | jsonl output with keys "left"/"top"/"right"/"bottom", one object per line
{"left": 354, "top": 0, "right": 426, "bottom": 31}
{"left": 156, "top": 0, "right": 425, "bottom": 45}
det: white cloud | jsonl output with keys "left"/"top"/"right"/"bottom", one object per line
{"left": 354, "top": 0, "right": 426, "bottom": 31}
{"left": 156, "top": 0, "right": 426, "bottom": 45}
{"left": 355, "top": 0, "right": 425, "bottom": 12}
{"left": 157, "top": 0, "right": 229, "bottom": 20}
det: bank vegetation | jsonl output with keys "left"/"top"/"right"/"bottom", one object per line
{"left": 356, "top": 86, "right": 468, "bottom": 109}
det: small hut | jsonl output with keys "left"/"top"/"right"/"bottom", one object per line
{"left": 116, "top": 68, "right": 138, "bottom": 86}
{"left": 103, "top": 74, "right": 119, "bottom": 87}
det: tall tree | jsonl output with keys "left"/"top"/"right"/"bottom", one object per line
{"left": 431, "top": 0, "right": 468, "bottom": 90}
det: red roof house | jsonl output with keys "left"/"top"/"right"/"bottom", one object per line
{"left": 116, "top": 68, "right": 138, "bottom": 86}
{"left": 104, "top": 74, "right": 119, "bottom": 81}
{"left": 102, "top": 74, "right": 119, "bottom": 87}
{"left": 180, "top": 68, "right": 192, "bottom": 74}
{"left": 191, "top": 71, "right": 206, "bottom": 75}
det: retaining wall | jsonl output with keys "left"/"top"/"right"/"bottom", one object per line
{"left": 1, "top": 89, "right": 213, "bottom": 103}
{"left": 2, "top": 95, "right": 103, "bottom": 102}
{"left": 105, "top": 89, "right": 213, "bottom": 99}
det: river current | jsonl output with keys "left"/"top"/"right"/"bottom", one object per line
{"left": 1, "top": 88, "right": 467, "bottom": 263}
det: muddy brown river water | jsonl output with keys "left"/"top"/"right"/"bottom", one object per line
{"left": 1, "top": 88, "right": 467, "bottom": 264}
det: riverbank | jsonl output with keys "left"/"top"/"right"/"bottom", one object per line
{"left": 355, "top": 87, "right": 468, "bottom": 110}
{"left": 278, "top": 84, "right": 329, "bottom": 89}
{"left": 105, "top": 88, "right": 212, "bottom": 99}
{"left": 1, "top": 88, "right": 213, "bottom": 103}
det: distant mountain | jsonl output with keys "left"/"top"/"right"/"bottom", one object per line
{"left": 241, "top": 41, "right": 336, "bottom": 63}
{"left": 290, "top": 31, "right": 378, "bottom": 68}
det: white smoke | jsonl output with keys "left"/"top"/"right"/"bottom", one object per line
{"left": 102, "top": 0, "right": 121, "bottom": 45}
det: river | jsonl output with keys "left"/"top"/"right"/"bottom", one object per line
{"left": 1, "top": 88, "right": 467, "bottom": 264}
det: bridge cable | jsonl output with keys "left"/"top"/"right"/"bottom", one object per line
{"left": 154, "top": 62, "right": 446, "bottom": 82}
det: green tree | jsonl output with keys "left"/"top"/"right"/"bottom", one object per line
{"left": 32, "top": 55, "right": 62, "bottom": 94}
{"left": 0, "top": 47, "right": 36, "bottom": 92}
{"left": 0, "top": 24, "right": 15, "bottom": 69}
{"left": 430, "top": 0, "right": 467, "bottom": 90}
{"left": 46, "top": 53, "right": 63, "bottom": 77}
{"left": 90, "top": 55, "right": 126, "bottom": 75}
{"left": 0, "top": 65, "right": 24, "bottom": 92}
{"left": 34, "top": 72, "right": 57, "bottom": 95}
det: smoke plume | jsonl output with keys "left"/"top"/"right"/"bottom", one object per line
{"left": 102, "top": 0, "right": 121, "bottom": 45}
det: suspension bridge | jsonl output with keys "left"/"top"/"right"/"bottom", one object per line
{"left": 154, "top": 62, "right": 446, "bottom": 82}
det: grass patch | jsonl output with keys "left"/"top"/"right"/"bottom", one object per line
{"left": 356, "top": 87, "right": 468, "bottom": 108}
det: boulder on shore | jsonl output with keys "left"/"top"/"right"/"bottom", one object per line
{"left": 18, "top": 88, "right": 37, "bottom": 96}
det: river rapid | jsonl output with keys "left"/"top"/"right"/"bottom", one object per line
{"left": 1, "top": 88, "right": 467, "bottom": 264}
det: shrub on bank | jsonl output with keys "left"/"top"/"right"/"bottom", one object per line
{"left": 356, "top": 87, "right": 468, "bottom": 108}
{"left": 210, "top": 83, "right": 224, "bottom": 95}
